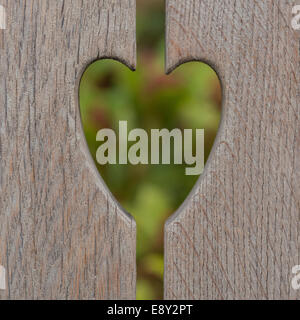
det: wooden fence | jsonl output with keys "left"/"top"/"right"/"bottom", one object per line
{"left": 0, "top": 0, "right": 299, "bottom": 300}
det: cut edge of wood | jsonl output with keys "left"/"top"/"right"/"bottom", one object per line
{"left": 164, "top": 55, "right": 226, "bottom": 228}
{"left": 75, "top": 55, "right": 137, "bottom": 227}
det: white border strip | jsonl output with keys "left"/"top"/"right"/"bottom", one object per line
{"left": 0, "top": 5, "right": 6, "bottom": 30}
{"left": 0, "top": 265, "right": 6, "bottom": 290}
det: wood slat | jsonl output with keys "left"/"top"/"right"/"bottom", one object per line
{"left": 165, "top": 0, "right": 300, "bottom": 300}
{"left": 0, "top": 0, "right": 136, "bottom": 300}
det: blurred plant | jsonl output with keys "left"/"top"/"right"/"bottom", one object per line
{"left": 80, "top": 0, "right": 221, "bottom": 300}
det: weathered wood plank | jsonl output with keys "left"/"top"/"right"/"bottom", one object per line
{"left": 0, "top": 0, "right": 136, "bottom": 300}
{"left": 165, "top": 0, "right": 300, "bottom": 300}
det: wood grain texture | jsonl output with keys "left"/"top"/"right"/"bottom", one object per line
{"left": 165, "top": 0, "right": 300, "bottom": 300}
{"left": 0, "top": 0, "right": 136, "bottom": 300}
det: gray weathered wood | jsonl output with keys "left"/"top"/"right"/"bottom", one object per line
{"left": 0, "top": 0, "right": 136, "bottom": 300}
{"left": 1, "top": 0, "right": 299, "bottom": 301}
{"left": 165, "top": 0, "right": 300, "bottom": 300}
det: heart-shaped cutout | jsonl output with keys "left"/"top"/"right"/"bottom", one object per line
{"left": 79, "top": 2, "right": 221, "bottom": 300}
{"left": 79, "top": 58, "right": 221, "bottom": 299}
